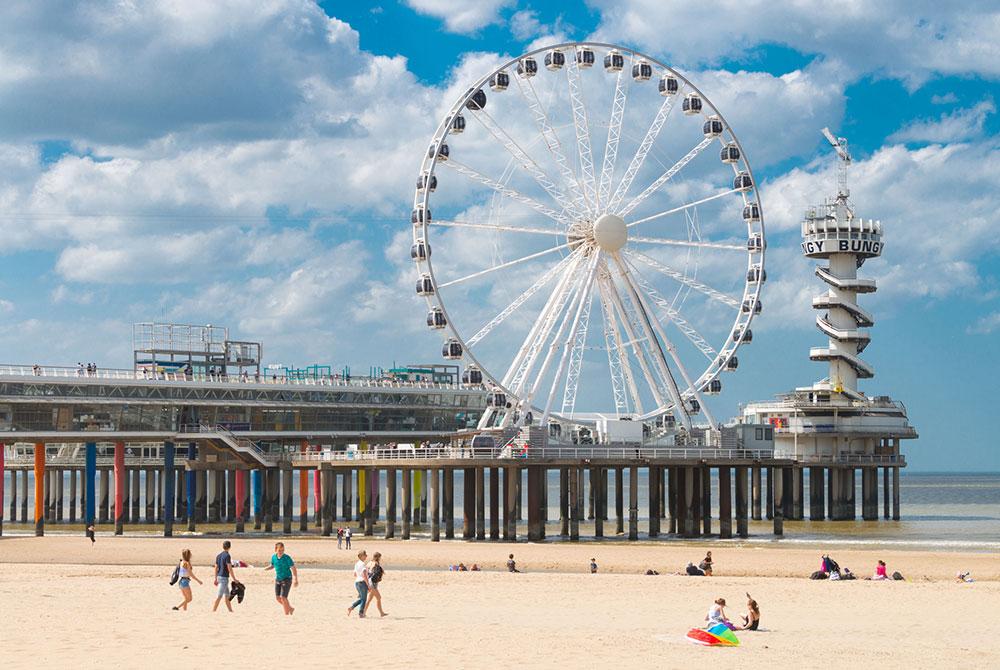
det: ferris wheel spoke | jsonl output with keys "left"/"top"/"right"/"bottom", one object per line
{"left": 470, "top": 108, "right": 581, "bottom": 219}
{"left": 626, "top": 189, "right": 739, "bottom": 228}
{"left": 436, "top": 241, "right": 575, "bottom": 290}
{"left": 513, "top": 74, "right": 588, "bottom": 213}
{"left": 607, "top": 94, "right": 679, "bottom": 214}
{"left": 628, "top": 236, "right": 746, "bottom": 252}
{"left": 611, "top": 255, "right": 693, "bottom": 429}
{"left": 430, "top": 219, "right": 565, "bottom": 237}
{"left": 617, "top": 137, "right": 714, "bottom": 218}
{"left": 597, "top": 273, "right": 643, "bottom": 416}
{"left": 566, "top": 56, "right": 599, "bottom": 213}
{"left": 597, "top": 68, "right": 629, "bottom": 209}
{"left": 623, "top": 259, "right": 717, "bottom": 426}
{"left": 466, "top": 249, "right": 582, "bottom": 347}
{"left": 624, "top": 248, "right": 740, "bottom": 308}
{"left": 440, "top": 160, "right": 573, "bottom": 227}
{"left": 560, "top": 264, "right": 596, "bottom": 418}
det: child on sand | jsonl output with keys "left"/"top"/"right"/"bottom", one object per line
{"left": 507, "top": 554, "right": 520, "bottom": 573}
{"left": 172, "top": 549, "right": 203, "bottom": 611}
{"left": 265, "top": 542, "right": 298, "bottom": 615}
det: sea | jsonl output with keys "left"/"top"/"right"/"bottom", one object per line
{"left": 4, "top": 471, "right": 998, "bottom": 553}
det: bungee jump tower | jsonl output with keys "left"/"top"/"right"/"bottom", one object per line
{"left": 741, "top": 129, "right": 917, "bottom": 521}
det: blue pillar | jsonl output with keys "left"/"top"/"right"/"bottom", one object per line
{"left": 84, "top": 443, "right": 96, "bottom": 528}
{"left": 186, "top": 442, "right": 196, "bottom": 532}
{"left": 253, "top": 470, "right": 263, "bottom": 530}
{"left": 163, "top": 442, "right": 175, "bottom": 537}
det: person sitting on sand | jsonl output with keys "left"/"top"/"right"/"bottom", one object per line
{"left": 706, "top": 598, "right": 731, "bottom": 629}
{"left": 507, "top": 554, "right": 520, "bottom": 573}
{"left": 871, "top": 559, "right": 889, "bottom": 581}
{"left": 699, "top": 551, "right": 713, "bottom": 576}
{"left": 458, "top": 563, "right": 468, "bottom": 571}
{"left": 739, "top": 593, "right": 760, "bottom": 631}
{"left": 956, "top": 571, "right": 974, "bottom": 583}
{"left": 470, "top": 564, "right": 480, "bottom": 571}
{"left": 685, "top": 562, "right": 705, "bottom": 576}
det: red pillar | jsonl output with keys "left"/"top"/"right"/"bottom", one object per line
{"left": 235, "top": 470, "right": 245, "bottom": 523}
{"left": 0, "top": 442, "right": 5, "bottom": 535}
{"left": 114, "top": 441, "right": 125, "bottom": 535}
{"left": 34, "top": 443, "right": 45, "bottom": 536}
{"left": 313, "top": 447, "right": 322, "bottom": 518}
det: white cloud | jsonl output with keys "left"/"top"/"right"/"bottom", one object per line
{"left": 968, "top": 311, "right": 1000, "bottom": 334}
{"left": 405, "top": 0, "right": 514, "bottom": 33}
{"left": 590, "top": 0, "right": 1000, "bottom": 85}
{"left": 931, "top": 92, "right": 958, "bottom": 105}
{"left": 510, "top": 10, "right": 543, "bottom": 41}
{"left": 888, "top": 99, "right": 995, "bottom": 144}
{"left": 0, "top": 298, "right": 13, "bottom": 313}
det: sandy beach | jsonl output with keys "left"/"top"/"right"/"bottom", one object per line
{"left": 1, "top": 535, "right": 998, "bottom": 669}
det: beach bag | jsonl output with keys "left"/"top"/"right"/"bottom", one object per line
{"left": 370, "top": 563, "right": 384, "bottom": 585}
{"left": 169, "top": 562, "right": 180, "bottom": 586}
{"left": 809, "top": 570, "right": 828, "bottom": 580}
{"left": 892, "top": 571, "right": 904, "bottom": 581}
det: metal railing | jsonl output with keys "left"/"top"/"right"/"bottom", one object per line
{"left": 791, "top": 454, "right": 906, "bottom": 465}
{"left": 291, "top": 446, "right": 776, "bottom": 462}
{"left": 0, "top": 363, "right": 479, "bottom": 392}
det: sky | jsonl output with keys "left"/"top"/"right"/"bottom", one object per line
{"left": 0, "top": 1, "right": 997, "bottom": 471}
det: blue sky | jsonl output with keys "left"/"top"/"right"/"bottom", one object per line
{"left": 0, "top": 1, "right": 997, "bottom": 471}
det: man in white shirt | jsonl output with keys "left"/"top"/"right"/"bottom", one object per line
{"left": 347, "top": 550, "right": 371, "bottom": 618}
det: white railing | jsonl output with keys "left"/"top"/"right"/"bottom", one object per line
{"left": 290, "top": 446, "right": 776, "bottom": 462}
{"left": 0, "top": 363, "right": 479, "bottom": 392}
{"left": 791, "top": 454, "right": 906, "bottom": 465}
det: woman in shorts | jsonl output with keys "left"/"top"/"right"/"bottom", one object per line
{"left": 265, "top": 542, "right": 299, "bottom": 615}
{"left": 365, "top": 552, "right": 388, "bottom": 617}
{"left": 173, "top": 548, "right": 203, "bottom": 611}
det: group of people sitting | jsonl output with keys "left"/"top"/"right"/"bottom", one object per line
{"left": 811, "top": 555, "right": 904, "bottom": 581}
{"left": 685, "top": 551, "right": 714, "bottom": 576}
{"left": 448, "top": 563, "right": 481, "bottom": 571}
{"left": 706, "top": 593, "right": 760, "bottom": 631}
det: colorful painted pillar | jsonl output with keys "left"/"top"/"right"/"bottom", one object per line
{"left": 162, "top": 441, "right": 175, "bottom": 537}
{"left": 0, "top": 442, "right": 5, "bottom": 536}
{"left": 34, "top": 443, "right": 45, "bottom": 536}
{"left": 84, "top": 443, "right": 96, "bottom": 534}
{"left": 252, "top": 469, "right": 263, "bottom": 530}
{"left": 299, "top": 467, "right": 308, "bottom": 532}
{"left": 313, "top": 446, "right": 322, "bottom": 524}
{"left": 235, "top": 469, "right": 246, "bottom": 533}
{"left": 114, "top": 442, "right": 125, "bottom": 535}
{"left": 186, "top": 443, "right": 197, "bottom": 532}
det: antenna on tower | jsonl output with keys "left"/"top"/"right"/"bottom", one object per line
{"left": 821, "top": 127, "right": 854, "bottom": 219}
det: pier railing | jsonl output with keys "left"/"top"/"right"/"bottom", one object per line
{"left": 791, "top": 454, "right": 906, "bottom": 465}
{"left": 291, "top": 446, "right": 776, "bottom": 462}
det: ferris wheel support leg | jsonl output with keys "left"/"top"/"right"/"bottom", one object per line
{"left": 603, "top": 274, "right": 668, "bottom": 411}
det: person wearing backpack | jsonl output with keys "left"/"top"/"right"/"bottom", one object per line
{"left": 365, "top": 552, "right": 388, "bottom": 617}
{"left": 172, "top": 549, "right": 203, "bottom": 611}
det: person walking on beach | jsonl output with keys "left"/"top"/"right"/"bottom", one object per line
{"left": 213, "top": 540, "right": 236, "bottom": 612}
{"left": 347, "top": 550, "right": 371, "bottom": 618}
{"left": 173, "top": 549, "right": 202, "bottom": 611}
{"left": 365, "top": 552, "right": 388, "bottom": 617}
{"left": 345, "top": 526, "right": 353, "bottom": 550}
{"left": 337, "top": 527, "right": 343, "bottom": 550}
{"left": 265, "top": 542, "right": 298, "bottom": 615}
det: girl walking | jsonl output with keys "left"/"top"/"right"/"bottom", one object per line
{"left": 265, "top": 542, "right": 299, "bottom": 615}
{"left": 173, "top": 549, "right": 203, "bottom": 611}
{"left": 365, "top": 552, "right": 388, "bottom": 617}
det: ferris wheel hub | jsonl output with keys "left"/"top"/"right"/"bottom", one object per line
{"left": 592, "top": 213, "right": 627, "bottom": 252}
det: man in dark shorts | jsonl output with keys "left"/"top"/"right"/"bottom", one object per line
{"left": 265, "top": 542, "right": 298, "bottom": 615}
{"left": 213, "top": 540, "right": 236, "bottom": 612}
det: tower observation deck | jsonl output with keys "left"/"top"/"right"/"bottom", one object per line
{"left": 741, "top": 129, "right": 916, "bottom": 522}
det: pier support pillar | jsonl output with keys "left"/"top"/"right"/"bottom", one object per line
{"left": 892, "top": 468, "right": 900, "bottom": 520}
{"left": 235, "top": 470, "right": 246, "bottom": 534}
{"left": 299, "top": 469, "right": 309, "bottom": 532}
{"left": 443, "top": 468, "right": 454, "bottom": 539}
{"left": 33, "top": 444, "right": 45, "bottom": 536}
{"left": 69, "top": 469, "right": 78, "bottom": 524}
{"left": 145, "top": 467, "right": 155, "bottom": 523}
{"left": 719, "top": 466, "right": 733, "bottom": 539}
{"left": 765, "top": 467, "right": 773, "bottom": 521}
{"left": 667, "top": 467, "right": 677, "bottom": 534}
{"left": 84, "top": 445, "right": 97, "bottom": 536}
{"left": 251, "top": 469, "right": 262, "bottom": 531}
{"left": 281, "top": 468, "right": 293, "bottom": 534}
{"left": 862, "top": 468, "right": 878, "bottom": 521}
{"left": 701, "top": 466, "right": 712, "bottom": 536}
{"left": 342, "top": 470, "right": 352, "bottom": 523}
{"left": 882, "top": 467, "right": 890, "bottom": 519}
{"left": 828, "top": 468, "right": 838, "bottom": 520}
{"left": 130, "top": 469, "right": 140, "bottom": 523}
{"left": 6, "top": 468, "right": 14, "bottom": 528}
{"left": 628, "top": 465, "right": 639, "bottom": 541}
{"left": 772, "top": 466, "right": 784, "bottom": 537}
{"left": 783, "top": 467, "right": 794, "bottom": 521}
{"left": 515, "top": 471, "right": 522, "bottom": 521}
{"left": 162, "top": 442, "right": 175, "bottom": 537}
{"left": 568, "top": 466, "right": 580, "bottom": 541}
{"left": 430, "top": 468, "right": 440, "bottom": 542}
{"left": 475, "top": 467, "right": 485, "bottom": 541}
{"left": 402, "top": 468, "right": 412, "bottom": 540}
{"left": 792, "top": 468, "right": 804, "bottom": 520}
{"left": 614, "top": 467, "right": 624, "bottom": 535}
{"left": 113, "top": 443, "right": 124, "bottom": 534}
{"left": 0, "top": 454, "right": 5, "bottom": 535}
{"left": 527, "top": 466, "right": 543, "bottom": 542}
{"left": 314, "top": 465, "right": 322, "bottom": 525}
{"left": 56, "top": 468, "right": 64, "bottom": 522}
{"left": 678, "top": 466, "right": 693, "bottom": 537}
{"left": 489, "top": 467, "right": 500, "bottom": 540}
{"left": 559, "top": 468, "right": 569, "bottom": 537}
{"left": 846, "top": 468, "right": 857, "bottom": 520}
{"left": 321, "top": 469, "right": 334, "bottom": 537}
{"left": 505, "top": 467, "right": 518, "bottom": 541}
{"left": 366, "top": 468, "right": 378, "bottom": 536}
{"left": 735, "top": 466, "right": 749, "bottom": 538}
{"left": 751, "top": 466, "right": 762, "bottom": 520}
{"left": 386, "top": 467, "right": 397, "bottom": 539}
{"left": 810, "top": 467, "right": 825, "bottom": 520}
{"left": 593, "top": 468, "right": 604, "bottom": 538}
{"left": 420, "top": 469, "right": 429, "bottom": 524}
{"left": 462, "top": 468, "right": 474, "bottom": 540}
{"left": 19, "top": 466, "right": 28, "bottom": 522}
{"left": 647, "top": 466, "right": 660, "bottom": 538}
{"left": 95, "top": 467, "right": 107, "bottom": 524}
{"left": 691, "top": 466, "right": 703, "bottom": 536}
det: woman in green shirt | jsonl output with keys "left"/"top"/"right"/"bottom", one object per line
{"left": 265, "top": 542, "right": 299, "bottom": 615}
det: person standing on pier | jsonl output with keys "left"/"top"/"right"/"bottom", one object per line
{"left": 172, "top": 549, "right": 203, "bottom": 611}
{"left": 212, "top": 540, "right": 236, "bottom": 613}
{"left": 265, "top": 542, "right": 298, "bottom": 615}
{"left": 347, "top": 550, "right": 371, "bottom": 618}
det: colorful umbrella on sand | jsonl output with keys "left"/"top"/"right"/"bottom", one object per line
{"left": 686, "top": 623, "right": 740, "bottom": 647}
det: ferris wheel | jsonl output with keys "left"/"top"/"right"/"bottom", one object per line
{"left": 410, "top": 42, "right": 765, "bottom": 434}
